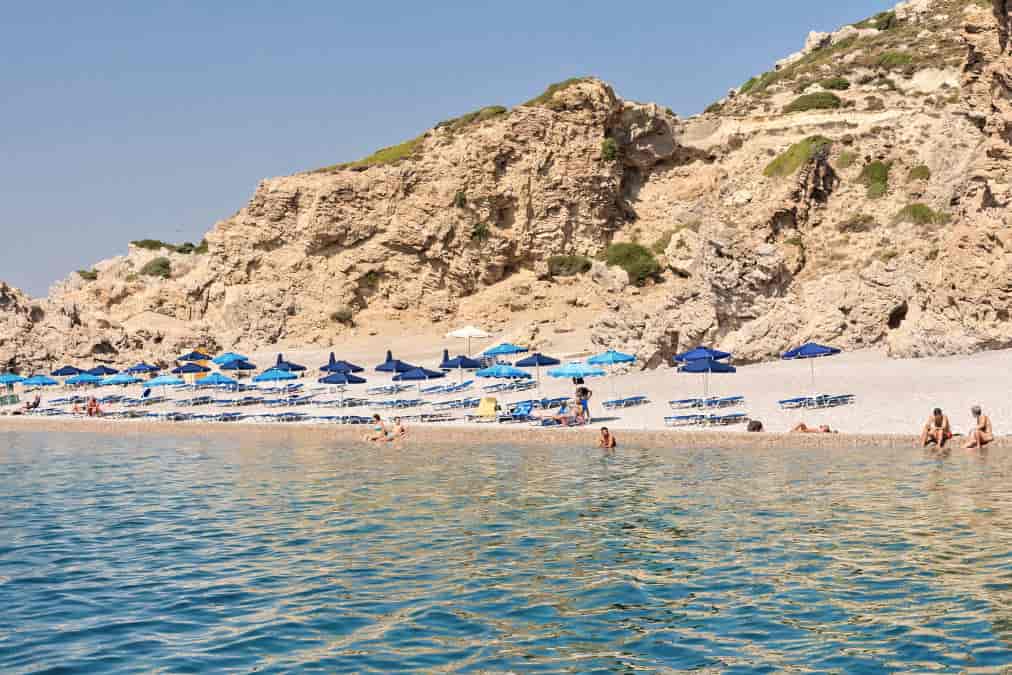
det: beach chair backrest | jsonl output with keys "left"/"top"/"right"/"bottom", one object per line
{"left": 477, "top": 397, "right": 498, "bottom": 418}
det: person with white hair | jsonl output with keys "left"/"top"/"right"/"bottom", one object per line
{"left": 965, "top": 406, "right": 993, "bottom": 450}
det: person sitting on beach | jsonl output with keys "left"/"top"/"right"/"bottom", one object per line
{"left": 365, "top": 414, "right": 387, "bottom": 442}
{"left": 598, "top": 427, "right": 617, "bottom": 449}
{"left": 920, "top": 408, "right": 952, "bottom": 448}
{"left": 747, "top": 420, "right": 764, "bottom": 432}
{"left": 791, "top": 423, "right": 834, "bottom": 433}
{"left": 23, "top": 394, "right": 41, "bottom": 411}
{"left": 965, "top": 405, "right": 993, "bottom": 449}
{"left": 551, "top": 401, "right": 577, "bottom": 426}
{"left": 389, "top": 418, "right": 407, "bottom": 442}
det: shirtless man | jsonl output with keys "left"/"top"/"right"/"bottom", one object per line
{"left": 920, "top": 408, "right": 952, "bottom": 448}
{"left": 598, "top": 427, "right": 617, "bottom": 450}
{"left": 965, "top": 405, "right": 993, "bottom": 449}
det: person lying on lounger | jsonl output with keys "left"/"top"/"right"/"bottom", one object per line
{"left": 965, "top": 406, "right": 993, "bottom": 449}
{"left": 920, "top": 408, "right": 952, "bottom": 448}
{"left": 551, "top": 401, "right": 579, "bottom": 426}
{"left": 791, "top": 423, "right": 835, "bottom": 433}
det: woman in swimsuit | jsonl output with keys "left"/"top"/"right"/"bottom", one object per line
{"left": 965, "top": 405, "right": 993, "bottom": 449}
{"left": 365, "top": 414, "right": 387, "bottom": 442}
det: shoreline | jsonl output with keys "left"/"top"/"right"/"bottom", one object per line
{"left": 1, "top": 416, "right": 1003, "bottom": 451}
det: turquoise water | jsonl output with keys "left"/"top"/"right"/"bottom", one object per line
{"left": 2, "top": 433, "right": 1012, "bottom": 673}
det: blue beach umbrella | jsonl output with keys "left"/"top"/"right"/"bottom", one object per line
{"left": 393, "top": 367, "right": 446, "bottom": 382}
{"left": 476, "top": 364, "right": 533, "bottom": 379}
{"left": 87, "top": 365, "right": 119, "bottom": 376}
{"left": 23, "top": 375, "right": 58, "bottom": 387}
{"left": 483, "top": 343, "right": 529, "bottom": 359}
{"left": 783, "top": 342, "right": 841, "bottom": 390}
{"left": 178, "top": 350, "right": 212, "bottom": 362}
{"left": 588, "top": 349, "right": 637, "bottom": 397}
{"left": 102, "top": 373, "right": 142, "bottom": 386}
{"left": 679, "top": 357, "right": 736, "bottom": 398}
{"left": 212, "top": 351, "right": 248, "bottom": 365}
{"left": 376, "top": 359, "right": 417, "bottom": 374}
{"left": 220, "top": 358, "right": 256, "bottom": 371}
{"left": 274, "top": 353, "right": 306, "bottom": 372}
{"left": 319, "top": 370, "right": 366, "bottom": 406}
{"left": 172, "top": 362, "right": 211, "bottom": 375}
{"left": 51, "top": 365, "right": 82, "bottom": 377}
{"left": 320, "top": 353, "right": 364, "bottom": 373}
{"left": 253, "top": 368, "right": 297, "bottom": 383}
{"left": 515, "top": 353, "right": 561, "bottom": 394}
{"left": 674, "top": 346, "right": 732, "bottom": 363}
{"left": 319, "top": 372, "right": 367, "bottom": 386}
{"left": 441, "top": 352, "right": 482, "bottom": 384}
{"left": 147, "top": 374, "right": 184, "bottom": 387}
{"left": 125, "top": 362, "right": 159, "bottom": 375}
{"left": 547, "top": 362, "right": 606, "bottom": 380}
{"left": 199, "top": 372, "right": 238, "bottom": 387}
{"left": 66, "top": 373, "right": 102, "bottom": 386}
{"left": 0, "top": 373, "right": 26, "bottom": 385}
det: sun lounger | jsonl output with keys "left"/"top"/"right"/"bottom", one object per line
{"left": 669, "top": 398, "right": 704, "bottom": 410}
{"left": 665, "top": 414, "right": 706, "bottom": 427}
{"left": 704, "top": 396, "right": 744, "bottom": 409}
{"left": 707, "top": 412, "right": 749, "bottom": 426}
{"left": 466, "top": 397, "right": 499, "bottom": 422}
{"left": 603, "top": 395, "right": 649, "bottom": 409}
{"left": 499, "top": 400, "right": 536, "bottom": 423}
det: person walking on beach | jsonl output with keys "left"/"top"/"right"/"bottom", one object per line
{"left": 598, "top": 427, "right": 616, "bottom": 450}
{"left": 965, "top": 406, "right": 993, "bottom": 449}
{"left": 921, "top": 408, "right": 952, "bottom": 448}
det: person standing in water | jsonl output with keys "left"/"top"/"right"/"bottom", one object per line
{"left": 965, "top": 406, "right": 993, "bottom": 449}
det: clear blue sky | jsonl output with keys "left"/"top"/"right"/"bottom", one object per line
{"left": 2, "top": 0, "right": 890, "bottom": 297}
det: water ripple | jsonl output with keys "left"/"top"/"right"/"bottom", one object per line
{"left": 2, "top": 433, "right": 1012, "bottom": 672}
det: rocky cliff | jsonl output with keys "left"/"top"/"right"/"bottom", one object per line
{"left": 3, "top": 0, "right": 1011, "bottom": 371}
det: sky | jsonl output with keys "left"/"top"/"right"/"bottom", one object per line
{"left": 1, "top": 0, "right": 892, "bottom": 297}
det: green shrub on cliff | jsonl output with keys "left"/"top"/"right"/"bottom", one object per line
{"left": 784, "top": 92, "right": 842, "bottom": 113}
{"left": 601, "top": 138, "right": 618, "bottom": 161}
{"left": 140, "top": 257, "right": 172, "bottom": 279}
{"left": 859, "top": 161, "right": 891, "bottom": 199}
{"left": 77, "top": 269, "right": 98, "bottom": 281}
{"left": 523, "top": 77, "right": 591, "bottom": 109}
{"left": 604, "top": 243, "right": 661, "bottom": 286}
{"left": 764, "top": 136, "right": 833, "bottom": 178}
{"left": 894, "top": 203, "right": 950, "bottom": 225}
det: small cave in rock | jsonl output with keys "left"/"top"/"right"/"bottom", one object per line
{"left": 28, "top": 305, "right": 44, "bottom": 323}
{"left": 887, "top": 301, "right": 908, "bottom": 330}
{"left": 91, "top": 340, "right": 118, "bottom": 356}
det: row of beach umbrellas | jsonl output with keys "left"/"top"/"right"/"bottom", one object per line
{"left": 0, "top": 333, "right": 842, "bottom": 400}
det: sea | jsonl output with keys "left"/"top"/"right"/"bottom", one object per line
{"left": 2, "top": 431, "right": 1012, "bottom": 673}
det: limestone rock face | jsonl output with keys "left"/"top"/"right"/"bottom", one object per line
{"left": 3, "top": 0, "right": 1012, "bottom": 372}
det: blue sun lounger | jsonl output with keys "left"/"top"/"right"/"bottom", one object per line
{"left": 665, "top": 414, "right": 706, "bottom": 427}
{"left": 499, "top": 400, "right": 536, "bottom": 423}
{"left": 602, "top": 395, "right": 649, "bottom": 410}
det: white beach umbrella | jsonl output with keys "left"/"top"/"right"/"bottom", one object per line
{"left": 446, "top": 325, "right": 491, "bottom": 357}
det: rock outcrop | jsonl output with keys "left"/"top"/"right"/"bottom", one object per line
{"left": 2, "top": 0, "right": 1011, "bottom": 371}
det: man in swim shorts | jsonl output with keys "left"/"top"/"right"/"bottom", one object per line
{"left": 920, "top": 408, "right": 952, "bottom": 448}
